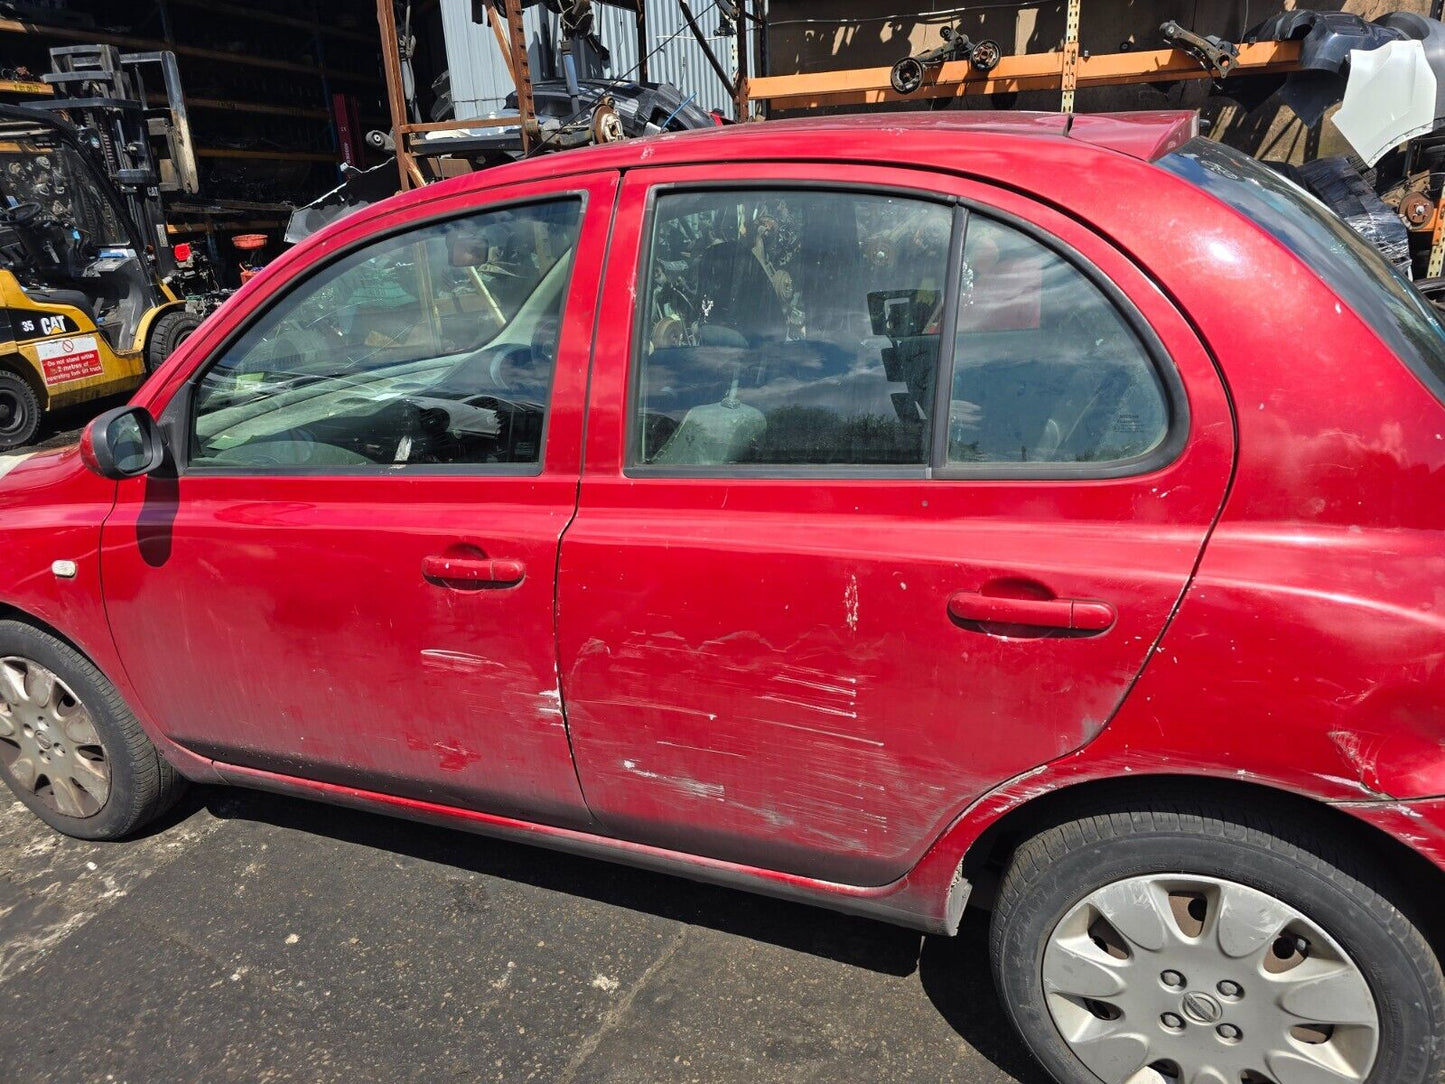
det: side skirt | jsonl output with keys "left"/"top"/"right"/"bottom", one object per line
{"left": 212, "top": 759, "right": 969, "bottom": 936}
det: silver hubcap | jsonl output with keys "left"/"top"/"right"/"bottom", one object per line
{"left": 1042, "top": 874, "right": 1379, "bottom": 1084}
{"left": 0, "top": 657, "right": 109, "bottom": 818}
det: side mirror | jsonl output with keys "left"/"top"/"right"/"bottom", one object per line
{"left": 80, "top": 405, "right": 167, "bottom": 479}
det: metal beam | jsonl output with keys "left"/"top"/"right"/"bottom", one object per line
{"left": 635, "top": 3, "right": 648, "bottom": 83}
{"left": 486, "top": 4, "right": 517, "bottom": 85}
{"left": 1061, "top": 0, "right": 1081, "bottom": 113}
{"left": 734, "top": 0, "right": 750, "bottom": 121}
{"left": 376, "top": 0, "right": 415, "bottom": 189}
{"left": 503, "top": 0, "right": 535, "bottom": 154}
{"left": 746, "top": 40, "right": 1302, "bottom": 110}
{"left": 0, "top": 17, "right": 379, "bottom": 82}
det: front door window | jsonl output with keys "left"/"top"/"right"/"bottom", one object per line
{"left": 190, "top": 199, "right": 583, "bottom": 470}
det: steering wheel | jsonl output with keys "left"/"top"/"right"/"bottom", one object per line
{"left": 0, "top": 202, "right": 41, "bottom": 226}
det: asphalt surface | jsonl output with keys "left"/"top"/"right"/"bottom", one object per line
{"left": 23, "top": 394, "right": 129, "bottom": 454}
{"left": 6, "top": 403, "right": 1042, "bottom": 1084}
{"left": 0, "top": 785, "right": 1046, "bottom": 1084}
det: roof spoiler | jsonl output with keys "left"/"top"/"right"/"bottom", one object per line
{"left": 1066, "top": 111, "right": 1200, "bottom": 161}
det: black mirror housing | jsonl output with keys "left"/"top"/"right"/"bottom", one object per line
{"left": 80, "top": 405, "right": 167, "bottom": 480}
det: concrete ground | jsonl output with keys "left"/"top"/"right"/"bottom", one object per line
{"left": 0, "top": 785, "right": 1046, "bottom": 1084}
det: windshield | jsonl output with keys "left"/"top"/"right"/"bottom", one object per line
{"left": 0, "top": 130, "right": 129, "bottom": 247}
{"left": 1159, "top": 137, "right": 1445, "bottom": 404}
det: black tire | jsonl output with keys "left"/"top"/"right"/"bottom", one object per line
{"left": 0, "top": 620, "right": 185, "bottom": 839}
{"left": 0, "top": 369, "right": 41, "bottom": 451}
{"left": 145, "top": 309, "right": 203, "bottom": 373}
{"left": 991, "top": 799, "right": 1445, "bottom": 1084}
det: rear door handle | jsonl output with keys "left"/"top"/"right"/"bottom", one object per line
{"left": 422, "top": 554, "right": 525, "bottom": 587}
{"left": 948, "top": 591, "right": 1115, "bottom": 631}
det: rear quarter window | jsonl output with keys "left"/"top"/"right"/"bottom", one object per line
{"left": 1159, "top": 138, "right": 1445, "bottom": 404}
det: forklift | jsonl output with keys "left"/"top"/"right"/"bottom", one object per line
{"left": 0, "top": 44, "right": 226, "bottom": 450}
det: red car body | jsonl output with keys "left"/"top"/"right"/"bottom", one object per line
{"left": 2, "top": 111, "right": 1444, "bottom": 935}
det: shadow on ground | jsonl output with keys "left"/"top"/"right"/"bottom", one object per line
{"left": 197, "top": 784, "right": 1050, "bottom": 1084}
{"left": 21, "top": 392, "right": 130, "bottom": 452}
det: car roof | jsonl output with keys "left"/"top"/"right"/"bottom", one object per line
{"left": 405, "top": 110, "right": 1198, "bottom": 206}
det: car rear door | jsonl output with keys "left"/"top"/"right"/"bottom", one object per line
{"left": 556, "top": 163, "right": 1234, "bottom": 884}
{"left": 100, "top": 171, "right": 617, "bottom": 826}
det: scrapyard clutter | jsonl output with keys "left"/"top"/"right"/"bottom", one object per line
{"left": 3, "top": 4, "right": 1445, "bottom": 1084}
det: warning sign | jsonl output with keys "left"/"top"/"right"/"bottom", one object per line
{"left": 36, "top": 336, "right": 103, "bottom": 386}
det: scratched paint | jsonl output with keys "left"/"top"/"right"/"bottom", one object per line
{"left": 560, "top": 627, "right": 961, "bottom": 882}
{"left": 406, "top": 732, "right": 484, "bottom": 772}
{"left": 620, "top": 759, "right": 725, "bottom": 800}
{"left": 555, "top": 498, "right": 1212, "bottom": 884}
{"left": 419, "top": 648, "right": 506, "bottom": 675}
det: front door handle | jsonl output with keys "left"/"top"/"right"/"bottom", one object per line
{"left": 422, "top": 554, "right": 525, "bottom": 587}
{"left": 948, "top": 591, "right": 1115, "bottom": 632}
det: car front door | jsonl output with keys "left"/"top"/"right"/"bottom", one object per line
{"left": 100, "top": 172, "right": 617, "bottom": 826}
{"left": 557, "top": 164, "right": 1235, "bottom": 884}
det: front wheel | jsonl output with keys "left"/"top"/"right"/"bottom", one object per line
{"left": 990, "top": 801, "right": 1445, "bottom": 1084}
{"left": 0, "top": 620, "right": 185, "bottom": 839}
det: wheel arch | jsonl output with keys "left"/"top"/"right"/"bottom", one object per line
{"left": 0, "top": 599, "right": 116, "bottom": 688}
{"left": 0, "top": 598, "right": 221, "bottom": 783}
{"left": 957, "top": 772, "right": 1445, "bottom": 946}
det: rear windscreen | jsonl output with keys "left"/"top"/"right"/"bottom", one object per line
{"left": 1159, "top": 137, "right": 1445, "bottom": 404}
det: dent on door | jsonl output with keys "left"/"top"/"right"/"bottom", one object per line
{"left": 559, "top": 498, "right": 1226, "bottom": 886}
{"left": 556, "top": 172, "right": 1236, "bottom": 887}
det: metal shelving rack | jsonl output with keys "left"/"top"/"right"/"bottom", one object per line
{"left": 0, "top": 3, "right": 385, "bottom": 168}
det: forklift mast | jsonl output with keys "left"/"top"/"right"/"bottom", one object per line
{"left": 29, "top": 44, "right": 198, "bottom": 278}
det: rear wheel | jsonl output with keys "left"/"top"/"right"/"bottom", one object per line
{"left": 145, "top": 310, "right": 202, "bottom": 373}
{"left": 990, "top": 801, "right": 1445, "bottom": 1084}
{"left": 0, "top": 621, "right": 185, "bottom": 839}
{"left": 0, "top": 370, "right": 40, "bottom": 451}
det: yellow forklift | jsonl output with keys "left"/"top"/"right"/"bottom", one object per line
{"left": 0, "top": 45, "right": 224, "bottom": 450}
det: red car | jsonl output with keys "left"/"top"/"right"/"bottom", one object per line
{"left": 2, "top": 111, "right": 1443, "bottom": 1084}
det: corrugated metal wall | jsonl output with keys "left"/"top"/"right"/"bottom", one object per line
{"left": 596, "top": 2, "right": 745, "bottom": 114}
{"left": 441, "top": 0, "right": 751, "bottom": 120}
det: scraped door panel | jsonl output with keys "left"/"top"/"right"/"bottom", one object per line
{"left": 557, "top": 167, "right": 1234, "bottom": 885}
{"left": 101, "top": 173, "right": 619, "bottom": 826}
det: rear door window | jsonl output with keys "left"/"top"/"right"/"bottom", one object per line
{"left": 627, "top": 186, "right": 1180, "bottom": 478}
{"left": 631, "top": 188, "right": 954, "bottom": 469}
{"left": 948, "top": 216, "right": 1169, "bottom": 466}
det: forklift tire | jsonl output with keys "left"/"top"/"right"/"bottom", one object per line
{"left": 0, "top": 370, "right": 41, "bottom": 452}
{"left": 145, "top": 311, "right": 203, "bottom": 373}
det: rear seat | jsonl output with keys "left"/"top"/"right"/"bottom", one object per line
{"left": 643, "top": 337, "right": 926, "bottom": 465}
